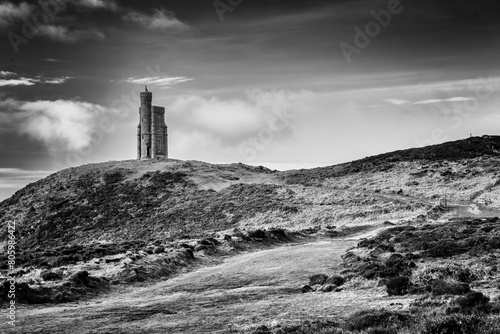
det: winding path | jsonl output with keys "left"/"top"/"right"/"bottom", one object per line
{"left": 4, "top": 236, "right": 410, "bottom": 334}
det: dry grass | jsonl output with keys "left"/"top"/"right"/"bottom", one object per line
{"left": 1, "top": 239, "right": 415, "bottom": 334}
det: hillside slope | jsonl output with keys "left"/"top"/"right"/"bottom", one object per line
{"left": 1, "top": 136, "right": 500, "bottom": 269}
{"left": 2, "top": 136, "right": 500, "bottom": 333}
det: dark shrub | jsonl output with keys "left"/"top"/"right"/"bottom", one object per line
{"left": 206, "top": 237, "right": 220, "bottom": 245}
{"left": 274, "top": 320, "right": 340, "bottom": 334}
{"left": 325, "top": 275, "right": 345, "bottom": 286}
{"left": 183, "top": 248, "right": 194, "bottom": 259}
{"left": 477, "top": 316, "right": 500, "bottom": 334}
{"left": 381, "top": 254, "right": 414, "bottom": 277}
{"left": 103, "top": 171, "right": 124, "bottom": 184}
{"left": 0, "top": 281, "right": 50, "bottom": 304}
{"left": 371, "top": 243, "right": 395, "bottom": 254}
{"left": 301, "top": 285, "right": 313, "bottom": 293}
{"left": 385, "top": 253, "right": 403, "bottom": 263}
{"left": 69, "top": 270, "right": 90, "bottom": 286}
{"left": 321, "top": 285, "right": 336, "bottom": 292}
{"left": 153, "top": 246, "right": 165, "bottom": 254}
{"left": 268, "top": 228, "right": 287, "bottom": 239}
{"left": 430, "top": 280, "right": 470, "bottom": 296}
{"left": 358, "top": 238, "right": 378, "bottom": 249}
{"left": 425, "top": 240, "right": 464, "bottom": 258}
{"left": 283, "top": 205, "right": 299, "bottom": 213}
{"left": 365, "top": 329, "right": 398, "bottom": 334}
{"left": 386, "top": 276, "right": 411, "bottom": 296}
{"left": 248, "top": 229, "right": 267, "bottom": 239}
{"left": 345, "top": 309, "right": 410, "bottom": 332}
{"left": 41, "top": 271, "right": 62, "bottom": 281}
{"left": 355, "top": 262, "right": 384, "bottom": 279}
{"left": 450, "top": 291, "right": 490, "bottom": 313}
{"left": 309, "top": 274, "right": 329, "bottom": 286}
{"left": 198, "top": 239, "right": 214, "bottom": 246}
{"left": 252, "top": 325, "right": 272, "bottom": 334}
{"left": 421, "top": 314, "right": 483, "bottom": 334}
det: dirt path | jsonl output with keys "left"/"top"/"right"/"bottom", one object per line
{"left": 2, "top": 235, "right": 409, "bottom": 334}
{"left": 333, "top": 187, "right": 500, "bottom": 219}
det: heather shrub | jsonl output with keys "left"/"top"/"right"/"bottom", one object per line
{"left": 448, "top": 291, "right": 490, "bottom": 314}
{"left": 325, "top": 275, "right": 345, "bottom": 286}
{"left": 411, "top": 263, "right": 478, "bottom": 287}
{"left": 309, "top": 274, "right": 329, "bottom": 286}
{"left": 274, "top": 320, "right": 342, "bottom": 334}
{"left": 477, "top": 315, "right": 500, "bottom": 334}
{"left": 430, "top": 280, "right": 470, "bottom": 296}
{"left": 420, "top": 314, "right": 483, "bottom": 334}
{"left": 344, "top": 309, "right": 411, "bottom": 332}
{"left": 386, "top": 276, "right": 411, "bottom": 296}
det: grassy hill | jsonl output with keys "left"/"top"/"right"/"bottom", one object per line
{"left": 2, "top": 136, "right": 500, "bottom": 333}
{"left": 284, "top": 135, "right": 500, "bottom": 184}
{"left": 1, "top": 136, "right": 500, "bottom": 269}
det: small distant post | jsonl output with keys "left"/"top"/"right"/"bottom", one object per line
{"left": 439, "top": 196, "right": 448, "bottom": 209}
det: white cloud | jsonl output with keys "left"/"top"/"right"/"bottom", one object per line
{"left": 0, "top": 2, "right": 32, "bottom": 28}
{"left": 17, "top": 100, "right": 109, "bottom": 151}
{"left": 0, "top": 77, "right": 36, "bottom": 87}
{"left": 446, "top": 97, "right": 477, "bottom": 102}
{"left": 0, "top": 71, "right": 16, "bottom": 77}
{"left": 413, "top": 97, "right": 476, "bottom": 105}
{"left": 38, "top": 25, "right": 105, "bottom": 43}
{"left": 0, "top": 75, "right": 71, "bottom": 87}
{"left": 72, "top": 0, "right": 119, "bottom": 11}
{"left": 123, "top": 8, "right": 190, "bottom": 32}
{"left": 0, "top": 98, "right": 21, "bottom": 126}
{"left": 125, "top": 76, "right": 192, "bottom": 88}
{"left": 171, "top": 95, "right": 264, "bottom": 138}
{"left": 0, "top": 99, "right": 120, "bottom": 152}
{"left": 167, "top": 89, "right": 318, "bottom": 163}
{"left": 42, "top": 76, "right": 72, "bottom": 84}
{"left": 170, "top": 89, "right": 304, "bottom": 141}
{"left": 384, "top": 98, "right": 410, "bottom": 106}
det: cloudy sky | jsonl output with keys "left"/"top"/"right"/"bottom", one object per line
{"left": 1, "top": 0, "right": 500, "bottom": 200}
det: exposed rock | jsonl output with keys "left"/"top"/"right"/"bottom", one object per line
{"left": 301, "top": 285, "right": 314, "bottom": 293}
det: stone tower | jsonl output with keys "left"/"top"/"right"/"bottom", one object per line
{"left": 137, "top": 86, "right": 168, "bottom": 160}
